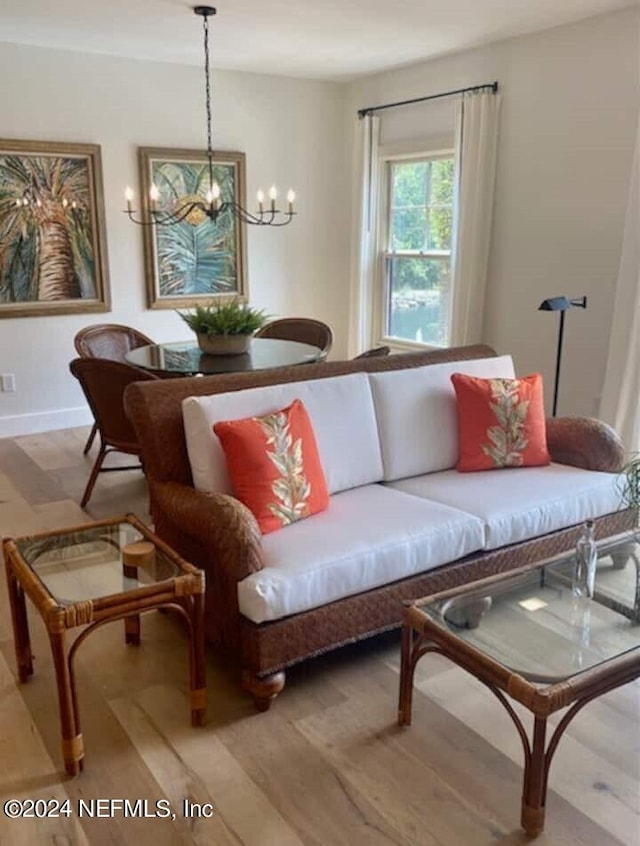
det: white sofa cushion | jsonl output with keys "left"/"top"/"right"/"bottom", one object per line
{"left": 389, "top": 464, "right": 623, "bottom": 550}
{"left": 182, "top": 372, "right": 383, "bottom": 496}
{"left": 369, "top": 355, "right": 516, "bottom": 481}
{"left": 237, "top": 483, "right": 485, "bottom": 624}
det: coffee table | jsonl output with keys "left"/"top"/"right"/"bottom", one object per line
{"left": 398, "top": 531, "right": 640, "bottom": 837}
{"left": 3, "top": 513, "right": 206, "bottom": 775}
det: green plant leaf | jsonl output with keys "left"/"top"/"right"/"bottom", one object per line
{"left": 177, "top": 297, "right": 268, "bottom": 335}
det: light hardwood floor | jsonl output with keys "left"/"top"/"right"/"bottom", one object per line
{"left": 0, "top": 426, "right": 638, "bottom": 846}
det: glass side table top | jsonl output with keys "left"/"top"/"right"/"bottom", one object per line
{"left": 15, "top": 520, "right": 180, "bottom": 604}
{"left": 419, "top": 533, "right": 640, "bottom": 685}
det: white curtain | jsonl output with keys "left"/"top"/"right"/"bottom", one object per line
{"left": 449, "top": 89, "right": 501, "bottom": 346}
{"left": 348, "top": 114, "right": 380, "bottom": 357}
{"left": 599, "top": 113, "right": 640, "bottom": 451}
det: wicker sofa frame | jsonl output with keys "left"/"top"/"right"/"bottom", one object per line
{"left": 125, "top": 344, "right": 633, "bottom": 709}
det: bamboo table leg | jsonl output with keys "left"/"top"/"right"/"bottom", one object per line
{"left": 124, "top": 614, "right": 141, "bottom": 646}
{"left": 189, "top": 593, "right": 207, "bottom": 726}
{"left": 48, "top": 629, "right": 84, "bottom": 776}
{"left": 5, "top": 559, "right": 33, "bottom": 683}
{"left": 122, "top": 543, "right": 151, "bottom": 647}
{"left": 521, "top": 717, "right": 548, "bottom": 837}
{"left": 398, "top": 620, "right": 415, "bottom": 727}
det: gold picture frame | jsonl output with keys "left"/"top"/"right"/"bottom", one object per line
{"left": 138, "top": 147, "right": 248, "bottom": 309}
{"left": 0, "top": 139, "right": 110, "bottom": 318}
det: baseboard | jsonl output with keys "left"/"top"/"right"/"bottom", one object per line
{"left": 0, "top": 406, "right": 93, "bottom": 438}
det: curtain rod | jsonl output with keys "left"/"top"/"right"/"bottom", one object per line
{"left": 357, "top": 81, "right": 498, "bottom": 118}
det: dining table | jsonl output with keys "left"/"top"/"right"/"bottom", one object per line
{"left": 125, "top": 337, "right": 324, "bottom": 377}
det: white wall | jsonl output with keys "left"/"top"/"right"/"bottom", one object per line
{"left": 1, "top": 8, "right": 637, "bottom": 436}
{"left": 346, "top": 7, "right": 640, "bottom": 417}
{"left": 0, "top": 42, "right": 349, "bottom": 436}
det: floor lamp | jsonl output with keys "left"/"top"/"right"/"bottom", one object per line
{"left": 538, "top": 296, "right": 587, "bottom": 416}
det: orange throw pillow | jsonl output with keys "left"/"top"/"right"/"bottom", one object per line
{"left": 450, "top": 372, "right": 550, "bottom": 472}
{"left": 213, "top": 399, "right": 329, "bottom": 534}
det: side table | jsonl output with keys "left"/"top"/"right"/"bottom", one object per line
{"left": 3, "top": 512, "right": 206, "bottom": 776}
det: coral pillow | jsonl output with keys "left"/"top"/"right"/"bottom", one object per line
{"left": 213, "top": 399, "right": 329, "bottom": 534}
{"left": 450, "top": 372, "right": 550, "bottom": 472}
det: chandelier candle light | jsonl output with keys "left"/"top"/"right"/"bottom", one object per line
{"left": 124, "top": 6, "right": 296, "bottom": 227}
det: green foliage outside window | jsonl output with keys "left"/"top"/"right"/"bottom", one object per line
{"left": 391, "top": 158, "right": 453, "bottom": 250}
{"left": 385, "top": 156, "right": 455, "bottom": 345}
{"left": 389, "top": 158, "right": 453, "bottom": 291}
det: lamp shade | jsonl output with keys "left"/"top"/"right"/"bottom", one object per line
{"left": 539, "top": 296, "right": 587, "bottom": 311}
{"left": 538, "top": 296, "right": 572, "bottom": 311}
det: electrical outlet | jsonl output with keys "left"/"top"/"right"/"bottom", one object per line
{"left": 1, "top": 374, "right": 16, "bottom": 392}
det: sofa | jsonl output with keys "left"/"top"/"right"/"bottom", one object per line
{"left": 125, "top": 344, "right": 632, "bottom": 709}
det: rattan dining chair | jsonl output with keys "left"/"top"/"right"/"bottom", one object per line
{"left": 353, "top": 345, "right": 391, "bottom": 359}
{"left": 73, "top": 323, "right": 155, "bottom": 455}
{"left": 254, "top": 317, "right": 333, "bottom": 360}
{"left": 69, "top": 358, "right": 158, "bottom": 508}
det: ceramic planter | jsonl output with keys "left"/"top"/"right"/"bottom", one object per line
{"left": 196, "top": 333, "right": 251, "bottom": 355}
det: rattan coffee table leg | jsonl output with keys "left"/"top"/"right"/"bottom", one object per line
{"left": 398, "top": 621, "right": 415, "bottom": 727}
{"left": 48, "top": 629, "right": 84, "bottom": 776}
{"left": 5, "top": 559, "right": 33, "bottom": 682}
{"left": 521, "top": 716, "right": 548, "bottom": 837}
{"left": 189, "top": 593, "right": 207, "bottom": 726}
{"left": 125, "top": 614, "right": 141, "bottom": 646}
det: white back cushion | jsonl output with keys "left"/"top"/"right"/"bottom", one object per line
{"left": 369, "top": 355, "right": 516, "bottom": 481}
{"left": 182, "top": 372, "right": 383, "bottom": 495}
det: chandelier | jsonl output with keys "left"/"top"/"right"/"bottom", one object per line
{"left": 124, "top": 6, "right": 295, "bottom": 227}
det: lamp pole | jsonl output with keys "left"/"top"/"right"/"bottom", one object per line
{"left": 552, "top": 310, "right": 565, "bottom": 417}
{"left": 539, "top": 295, "right": 587, "bottom": 418}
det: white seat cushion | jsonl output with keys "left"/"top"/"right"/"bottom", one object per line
{"left": 182, "top": 372, "right": 383, "bottom": 496}
{"left": 237, "top": 484, "right": 485, "bottom": 623}
{"left": 389, "top": 464, "right": 623, "bottom": 550}
{"left": 368, "top": 355, "right": 516, "bottom": 481}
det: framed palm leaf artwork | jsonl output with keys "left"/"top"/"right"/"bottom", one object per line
{"left": 139, "top": 147, "right": 247, "bottom": 309}
{"left": 0, "top": 139, "right": 110, "bottom": 317}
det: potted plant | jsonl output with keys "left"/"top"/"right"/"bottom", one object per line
{"left": 178, "top": 299, "right": 268, "bottom": 355}
{"left": 620, "top": 452, "right": 640, "bottom": 520}
{"left": 610, "top": 453, "right": 640, "bottom": 573}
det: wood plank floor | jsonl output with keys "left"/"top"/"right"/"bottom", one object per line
{"left": 0, "top": 426, "right": 638, "bottom": 846}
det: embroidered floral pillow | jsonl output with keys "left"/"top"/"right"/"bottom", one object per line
{"left": 213, "top": 399, "right": 329, "bottom": 534}
{"left": 450, "top": 372, "right": 550, "bottom": 472}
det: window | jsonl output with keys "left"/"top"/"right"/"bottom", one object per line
{"left": 379, "top": 154, "right": 455, "bottom": 347}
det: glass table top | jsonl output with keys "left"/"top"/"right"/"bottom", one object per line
{"left": 126, "top": 337, "right": 323, "bottom": 375}
{"left": 16, "top": 522, "right": 180, "bottom": 604}
{"left": 419, "top": 534, "right": 640, "bottom": 684}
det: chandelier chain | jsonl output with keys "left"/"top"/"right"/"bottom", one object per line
{"left": 202, "top": 12, "right": 214, "bottom": 189}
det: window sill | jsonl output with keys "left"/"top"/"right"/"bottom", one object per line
{"left": 380, "top": 339, "right": 447, "bottom": 354}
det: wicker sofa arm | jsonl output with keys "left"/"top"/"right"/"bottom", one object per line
{"left": 546, "top": 417, "right": 625, "bottom": 473}
{"left": 152, "top": 481, "right": 264, "bottom": 581}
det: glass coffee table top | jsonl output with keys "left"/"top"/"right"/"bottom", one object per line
{"left": 15, "top": 520, "right": 180, "bottom": 604}
{"left": 420, "top": 534, "right": 640, "bottom": 684}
